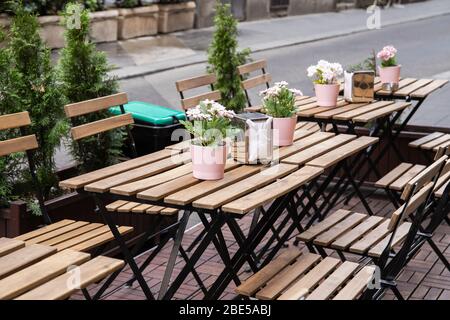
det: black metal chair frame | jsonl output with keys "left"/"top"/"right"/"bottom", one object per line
{"left": 302, "top": 158, "right": 448, "bottom": 300}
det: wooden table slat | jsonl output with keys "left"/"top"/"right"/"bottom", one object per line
{"left": 275, "top": 132, "right": 336, "bottom": 162}
{"left": 282, "top": 134, "right": 357, "bottom": 165}
{"left": 110, "top": 163, "right": 193, "bottom": 196}
{"left": 193, "top": 163, "right": 298, "bottom": 210}
{"left": 0, "top": 238, "right": 25, "bottom": 258}
{"left": 84, "top": 152, "right": 191, "bottom": 193}
{"left": 410, "top": 79, "right": 449, "bottom": 98}
{"left": 352, "top": 102, "right": 411, "bottom": 123}
{"left": 164, "top": 165, "right": 263, "bottom": 206}
{"left": 332, "top": 101, "right": 394, "bottom": 121}
{"left": 394, "top": 78, "right": 434, "bottom": 96}
{"left": 222, "top": 166, "right": 323, "bottom": 215}
{"left": 306, "top": 136, "right": 379, "bottom": 168}
{"left": 136, "top": 160, "right": 240, "bottom": 201}
{"left": 297, "top": 100, "right": 348, "bottom": 118}
{"left": 314, "top": 102, "right": 370, "bottom": 119}
{"left": 376, "top": 78, "right": 417, "bottom": 96}
{"left": 59, "top": 148, "right": 177, "bottom": 189}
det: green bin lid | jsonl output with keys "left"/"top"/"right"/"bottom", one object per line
{"left": 109, "top": 101, "right": 186, "bottom": 126}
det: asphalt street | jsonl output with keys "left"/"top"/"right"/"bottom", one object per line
{"left": 120, "top": 13, "right": 450, "bottom": 128}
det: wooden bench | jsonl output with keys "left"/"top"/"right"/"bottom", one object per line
{"left": 235, "top": 249, "right": 375, "bottom": 300}
{"left": 0, "top": 239, "right": 124, "bottom": 300}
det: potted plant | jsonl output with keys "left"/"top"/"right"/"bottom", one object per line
{"left": 181, "top": 100, "right": 235, "bottom": 180}
{"left": 377, "top": 45, "right": 400, "bottom": 90}
{"left": 260, "top": 81, "right": 303, "bottom": 147}
{"left": 307, "top": 60, "right": 343, "bottom": 107}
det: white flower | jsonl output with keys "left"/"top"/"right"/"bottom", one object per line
{"left": 307, "top": 65, "right": 318, "bottom": 78}
{"left": 307, "top": 60, "right": 343, "bottom": 84}
{"left": 290, "top": 88, "right": 303, "bottom": 96}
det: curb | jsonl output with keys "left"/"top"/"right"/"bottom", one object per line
{"left": 112, "top": 9, "right": 450, "bottom": 80}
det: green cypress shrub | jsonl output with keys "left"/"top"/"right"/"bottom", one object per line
{"left": 6, "top": 6, "right": 66, "bottom": 203}
{"left": 58, "top": 2, "right": 123, "bottom": 173}
{"left": 207, "top": 0, "right": 250, "bottom": 113}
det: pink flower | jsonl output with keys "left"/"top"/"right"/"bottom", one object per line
{"left": 377, "top": 45, "right": 397, "bottom": 61}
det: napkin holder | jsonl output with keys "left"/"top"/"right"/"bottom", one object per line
{"left": 231, "top": 112, "right": 273, "bottom": 164}
{"left": 344, "top": 70, "right": 375, "bottom": 103}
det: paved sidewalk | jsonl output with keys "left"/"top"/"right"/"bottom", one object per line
{"left": 105, "top": 0, "right": 450, "bottom": 79}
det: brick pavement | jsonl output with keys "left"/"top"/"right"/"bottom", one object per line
{"left": 72, "top": 190, "right": 450, "bottom": 301}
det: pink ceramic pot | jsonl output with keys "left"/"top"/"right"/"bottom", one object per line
{"left": 272, "top": 115, "right": 297, "bottom": 147}
{"left": 190, "top": 144, "right": 227, "bottom": 180}
{"left": 314, "top": 83, "right": 340, "bottom": 107}
{"left": 378, "top": 65, "right": 401, "bottom": 85}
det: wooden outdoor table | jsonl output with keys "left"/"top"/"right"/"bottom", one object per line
{"left": 338, "top": 77, "right": 448, "bottom": 100}
{"left": 59, "top": 128, "right": 379, "bottom": 300}
{"left": 0, "top": 237, "right": 124, "bottom": 300}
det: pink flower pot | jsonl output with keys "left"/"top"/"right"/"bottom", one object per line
{"left": 379, "top": 65, "right": 401, "bottom": 85}
{"left": 190, "top": 144, "right": 227, "bottom": 180}
{"left": 314, "top": 83, "right": 340, "bottom": 107}
{"left": 273, "top": 116, "right": 297, "bottom": 147}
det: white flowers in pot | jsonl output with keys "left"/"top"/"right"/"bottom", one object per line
{"left": 260, "top": 81, "right": 303, "bottom": 146}
{"left": 307, "top": 60, "right": 343, "bottom": 107}
{"left": 181, "top": 100, "right": 235, "bottom": 180}
{"left": 377, "top": 45, "right": 400, "bottom": 90}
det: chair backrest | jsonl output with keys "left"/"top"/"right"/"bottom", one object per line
{"left": 0, "top": 112, "right": 38, "bottom": 157}
{"left": 0, "top": 111, "right": 51, "bottom": 224}
{"left": 380, "top": 155, "right": 447, "bottom": 275}
{"left": 64, "top": 92, "right": 137, "bottom": 157}
{"left": 237, "top": 59, "right": 272, "bottom": 107}
{"left": 434, "top": 145, "right": 450, "bottom": 160}
{"left": 175, "top": 74, "right": 221, "bottom": 110}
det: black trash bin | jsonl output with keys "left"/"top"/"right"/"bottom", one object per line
{"left": 110, "top": 101, "right": 186, "bottom": 156}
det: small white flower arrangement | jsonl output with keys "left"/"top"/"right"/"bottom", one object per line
{"left": 181, "top": 100, "right": 235, "bottom": 147}
{"left": 259, "top": 81, "right": 303, "bottom": 118}
{"left": 307, "top": 60, "right": 344, "bottom": 85}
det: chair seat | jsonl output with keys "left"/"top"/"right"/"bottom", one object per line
{"left": 409, "top": 132, "right": 450, "bottom": 151}
{"left": 235, "top": 250, "right": 375, "bottom": 300}
{"left": 14, "top": 219, "right": 134, "bottom": 253}
{"left": 296, "top": 209, "right": 412, "bottom": 258}
{"left": 374, "top": 163, "right": 426, "bottom": 190}
{"left": 105, "top": 200, "right": 179, "bottom": 216}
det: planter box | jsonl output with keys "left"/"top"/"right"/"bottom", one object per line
{"left": 195, "top": 0, "right": 216, "bottom": 28}
{"left": 246, "top": 0, "right": 270, "bottom": 21}
{"left": 89, "top": 9, "right": 119, "bottom": 43}
{"left": 118, "top": 5, "right": 159, "bottom": 40}
{"left": 355, "top": 0, "right": 427, "bottom": 8}
{"left": 158, "top": 1, "right": 196, "bottom": 34}
{"left": 288, "top": 0, "right": 337, "bottom": 16}
{"left": 25, "top": 10, "right": 119, "bottom": 49}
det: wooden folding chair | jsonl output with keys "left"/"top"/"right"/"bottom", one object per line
{"left": 237, "top": 59, "right": 272, "bottom": 112}
{"left": 375, "top": 146, "right": 449, "bottom": 208}
{"left": 0, "top": 111, "right": 134, "bottom": 253}
{"left": 0, "top": 112, "right": 129, "bottom": 299}
{"left": 294, "top": 155, "right": 449, "bottom": 299}
{"left": 64, "top": 92, "right": 179, "bottom": 221}
{"left": 175, "top": 74, "right": 221, "bottom": 111}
